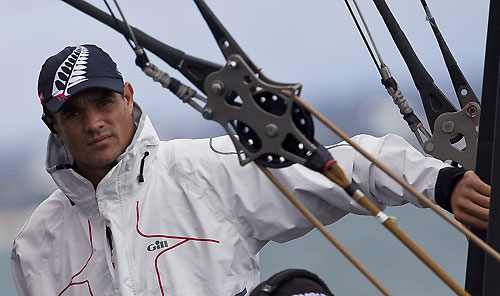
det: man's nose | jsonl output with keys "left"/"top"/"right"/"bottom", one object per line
{"left": 83, "top": 109, "right": 104, "bottom": 133}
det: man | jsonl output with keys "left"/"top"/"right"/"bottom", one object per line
{"left": 11, "top": 44, "right": 490, "bottom": 295}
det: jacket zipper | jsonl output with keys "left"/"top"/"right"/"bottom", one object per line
{"left": 106, "top": 226, "right": 115, "bottom": 269}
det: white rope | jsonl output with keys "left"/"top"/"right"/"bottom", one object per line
{"left": 386, "top": 84, "right": 414, "bottom": 116}
{"left": 142, "top": 64, "right": 199, "bottom": 103}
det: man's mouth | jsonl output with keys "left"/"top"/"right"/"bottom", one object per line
{"left": 88, "top": 135, "right": 111, "bottom": 146}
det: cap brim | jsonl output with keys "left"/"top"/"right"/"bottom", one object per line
{"left": 44, "top": 77, "right": 124, "bottom": 113}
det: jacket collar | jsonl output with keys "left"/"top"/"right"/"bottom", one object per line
{"left": 45, "top": 103, "right": 160, "bottom": 216}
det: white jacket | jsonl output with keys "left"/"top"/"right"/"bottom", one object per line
{"left": 11, "top": 105, "right": 447, "bottom": 295}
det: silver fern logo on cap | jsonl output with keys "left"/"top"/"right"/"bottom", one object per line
{"left": 51, "top": 46, "right": 89, "bottom": 100}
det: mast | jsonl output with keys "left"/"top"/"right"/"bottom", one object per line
{"left": 466, "top": 1, "right": 500, "bottom": 295}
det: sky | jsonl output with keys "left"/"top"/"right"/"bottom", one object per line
{"left": 0, "top": 0, "right": 492, "bottom": 295}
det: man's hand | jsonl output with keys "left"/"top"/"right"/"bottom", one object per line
{"left": 450, "top": 171, "right": 490, "bottom": 229}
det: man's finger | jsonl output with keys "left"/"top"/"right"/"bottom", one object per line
{"left": 462, "top": 199, "right": 490, "bottom": 221}
{"left": 455, "top": 211, "right": 489, "bottom": 230}
{"left": 469, "top": 191, "right": 490, "bottom": 209}
{"left": 468, "top": 172, "right": 491, "bottom": 196}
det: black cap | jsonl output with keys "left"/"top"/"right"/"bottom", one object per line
{"left": 38, "top": 44, "right": 124, "bottom": 113}
{"left": 249, "top": 269, "right": 334, "bottom": 296}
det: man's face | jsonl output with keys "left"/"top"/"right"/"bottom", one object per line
{"left": 50, "top": 82, "right": 136, "bottom": 176}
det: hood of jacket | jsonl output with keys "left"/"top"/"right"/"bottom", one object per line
{"left": 44, "top": 102, "right": 160, "bottom": 216}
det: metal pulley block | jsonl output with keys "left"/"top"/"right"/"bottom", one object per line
{"left": 203, "top": 54, "right": 315, "bottom": 168}
{"left": 423, "top": 102, "right": 480, "bottom": 170}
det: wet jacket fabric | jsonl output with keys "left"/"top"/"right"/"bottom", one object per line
{"left": 11, "top": 105, "right": 447, "bottom": 295}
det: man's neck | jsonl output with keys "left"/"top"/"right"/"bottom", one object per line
{"left": 74, "top": 162, "right": 114, "bottom": 190}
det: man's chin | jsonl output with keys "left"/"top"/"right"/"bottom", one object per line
{"left": 86, "top": 155, "right": 120, "bottom": 170}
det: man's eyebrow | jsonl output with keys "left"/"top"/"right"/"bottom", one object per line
{"left": 60, "top": 103, "right": 79, "bottom": 114}
{"left": 93, "top": 90, "right": 114, "bottom": 101}
{"left": 59, "top": 90, "right": 115, "bottom": 113}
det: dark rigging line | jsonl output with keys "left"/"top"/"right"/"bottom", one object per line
{"left": 342, "top": 0, "right": 380, "bottom": 70}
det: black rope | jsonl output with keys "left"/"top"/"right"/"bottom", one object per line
{"left": 342, "top": 0, "right": 380, "bottom": 70}
{"left": 103, "top": 0, "right": 135, "bottom": 50}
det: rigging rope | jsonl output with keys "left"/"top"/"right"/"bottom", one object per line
{"left": 342, "top": 0, "right": 431, "bottom": 146}
{"left": 142, "top": 64, "right": 205, "bottom": 108}
{"left": 342, "top": 0, "right": 379, "bottom": 69}
{"left": 351, "top": 0, "right": 384, "bottom": 66}
{"left": 103, "top": 0, "right": 206, "bottom": 112}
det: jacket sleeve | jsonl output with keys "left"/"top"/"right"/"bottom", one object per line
{"left": 11, "top": 242, "right": 30, "bottom": 296}
{"left": 190, "top": 134, "right": 448, "bottom": 247}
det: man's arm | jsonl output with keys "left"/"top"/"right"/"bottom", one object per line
{"left": 201, "top": 134, "right": 450, "bottom": 245}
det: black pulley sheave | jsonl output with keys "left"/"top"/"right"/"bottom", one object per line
{"left": 236, "top": 90, "right": 314, "bottom": 168}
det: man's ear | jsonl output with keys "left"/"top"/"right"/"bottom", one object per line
{"left": 42, "top": 114, "right": 58, "bottom": 135}
{"left": 123, "top": 82, "right": 134, "bottom": 114}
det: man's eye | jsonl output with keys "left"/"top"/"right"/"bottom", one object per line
{"left": 65, "top": 111, "right": 79, "bottom": 119}
{"left": 98, "top": 99, "right": 113, "bottom": 106}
